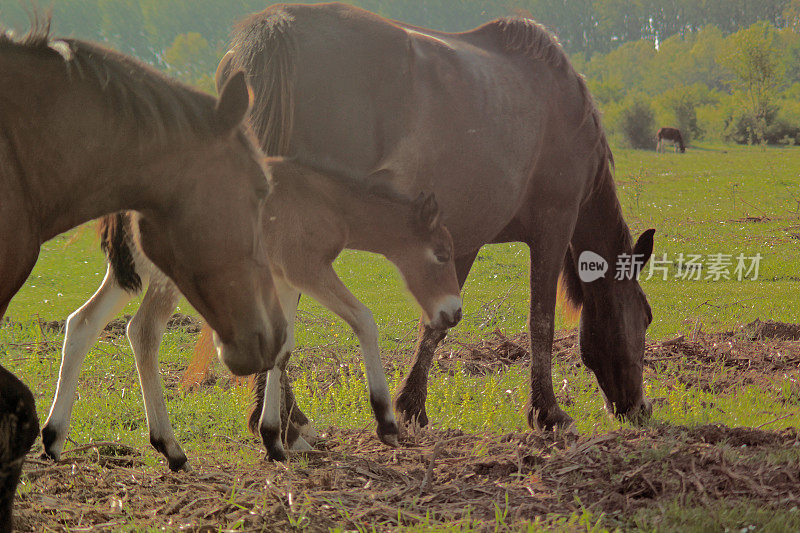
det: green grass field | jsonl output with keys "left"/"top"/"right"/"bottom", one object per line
{"left": 4, "top": 144, "right": 800, "bottom": 531}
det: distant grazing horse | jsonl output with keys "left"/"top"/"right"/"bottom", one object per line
{"left": 217, "top": 3, "right": 655, "bottom": 434}
{"left": 0, "top": 16, "right": 287, "bottom": 498}
{"left": 47, "top": 158, "right": 462, "bottom": 465}
{"left": 656, "top": 127, "right": 686, "bottom": 153}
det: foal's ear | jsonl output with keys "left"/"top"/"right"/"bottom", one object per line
{"left": 632, "top": 228, "right": 655, "bottom": 276}
{"left": 214, "top": 70, "right": 251, "bottom": 135}
{"left": 415, "top": 192, "right": 441, "bottom": 232}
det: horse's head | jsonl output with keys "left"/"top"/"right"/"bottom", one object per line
{"left": 578, "top": 229, "right": 655, "bottom": 424}
{"left": 390, "top": 193, "right": 462, "bottom": 330}
{"left": 138, "top": 72, "right": 286, "bottom": 375}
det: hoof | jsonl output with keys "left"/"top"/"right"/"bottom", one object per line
{"left": 394, "top": 390, "right": 428, "bottom": 427}
{"left": 620, "top": 398, "right": 653, "bottom": 426}
{"left": 527, "top": 405, "right": 574, "bottom": 432}
{"left": 41, "top": 425, "right": 61, "bottom": 461}
{"left": 168, "top": 455, "right": 191, "bottom": 472}
{"left": 297, "top": 422, "right": 319, "bottom": 444}
{"left": 267, "top": 443, "right": 287, "bottom": 462}
{"left": 379, "top": 432, "right": 399, "bottom": 448}
{"left": 40, "top": 450, "right": 58, "bottom": 462}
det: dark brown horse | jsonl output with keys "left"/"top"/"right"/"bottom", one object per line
{"left": 656, "top": 127, "right": 686, "bottom": 153}
{"left": 220, "top": 3, "right": 655, "bottom": 431}
{"left": 0, "top": 17, "right": 288, "bottom": 497}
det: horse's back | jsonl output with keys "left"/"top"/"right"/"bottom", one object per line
{"left": 234, "top": 3, "right": 603, "bottom": 250}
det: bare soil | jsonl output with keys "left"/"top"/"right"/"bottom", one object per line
{"left": 16, "top": 423, "right": 800, "bottom": 531}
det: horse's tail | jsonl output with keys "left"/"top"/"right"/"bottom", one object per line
{"left": 97, "top": 213, "right": 142, "bottom": 293}
{"left": 221, "top": 8, "right": 297, "bottom": 156}
{"left": 180, "top": 323, "right": 216, "bottom": 391}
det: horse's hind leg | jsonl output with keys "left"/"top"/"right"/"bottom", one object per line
{"left": 126, "top": 275, "right": 187, "bottom": 471}
{"left": 42, "top": 265, "right": 136, "bottom": 460}
{"left": 394, "top": 251, "right": 478, "bottom": 426}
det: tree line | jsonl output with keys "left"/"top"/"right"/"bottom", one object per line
{"left": 2, "top": 0, "right": 799, "bottom": 145}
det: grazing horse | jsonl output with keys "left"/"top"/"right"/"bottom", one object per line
{"left": 656, "top": 127, "right": 686, "bottom": 153}
{"left": 218, "top": 3, "right": 655, "bottom": 432}
{"left": 0, "top": 18, "right": 288, "bottom": 488}
{"left": 46, "top": 158, "right": 462, "bottom": 466}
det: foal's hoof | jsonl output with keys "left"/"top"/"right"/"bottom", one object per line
{"left": 297, "top": 421, "right": 320, "bottom": 445}
{"left": 377, "top": 419, "right": 400, "bottom": 448}
{"left": 172, "top": 459, "right": 192, "bottom": 473}
{"left": 266, "top": 443, "right": 288, "bottom": 462}
{"left": 528, "top": 405, "right": 574, "bottom": 432}
{"left": 393, "top": 390, "right": 429, "bottom": 427}
{"left": 379, "top": 431, "right": 400, "bottom": 448}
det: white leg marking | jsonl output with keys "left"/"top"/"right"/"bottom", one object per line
{"left": 44, "top": 266, "right": 133, "bottom": 458}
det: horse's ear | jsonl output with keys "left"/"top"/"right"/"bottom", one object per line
{"left": 632, "top": 229, "right": 655, "bottom": 277}
{"left": 214, "top": 70, "right": 251, "bottom": 135}
{"left": 416, "top": 192, "right": 441, "bottom": 232}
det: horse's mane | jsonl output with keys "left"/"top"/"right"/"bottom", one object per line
{"left": 268, "top": 157, "right": 419, "bottom": 210}
{"left": 1, "top": 13, "right": 220, "bottom": 147}
{"left": 490, "top": 17, "right": 629, "bottom": 310}
{"left": 230, "top": 8, "right": 296, "bottom": 156}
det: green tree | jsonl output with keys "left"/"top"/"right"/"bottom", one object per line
{"left": 164, "top": 32, "right": 214, "bottom": 85}
{"left": 719, "top": 21, "right": 786, "bottom": 143}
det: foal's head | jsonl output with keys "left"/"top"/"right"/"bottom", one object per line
{"left": 136, "top": 72, "right": 286, "bottom": 375}
{"left": 390, "top": 194, "right": 462, "bottom": 331}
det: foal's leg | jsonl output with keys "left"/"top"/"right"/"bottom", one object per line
{"left": 249, "top": 291, "right": 317, "bottom": 445}
{"left": 125, "top": 275, "right": 188, "bottom": 471}
{"left": 42, "top": 266, "right": 135, "bottom": 460}
{"left": 394, "top": 252, "right": 477, "bottom": 426}
{"left": 278, "top": 265, "right": 399, "bottom": 450}
{"left": 258, "top": 278, "right": 313, "bottom": 461}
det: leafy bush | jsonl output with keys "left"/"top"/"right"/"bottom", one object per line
{"left": 610, "top": 94, "right": 657, "bottom": 149}
{"left": 719, "top": 97, "right": 800, "bottom": 145}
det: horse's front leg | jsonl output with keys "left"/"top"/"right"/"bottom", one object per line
{"left": 394, "top": 252, "right": 477, "bottom": 426}
{"left": 125, "top": 276, "right": 190, "bottom": 471}
{"left": 523, "top": 214, "right": 576, "bottom": 431}
{"left": 290, "top": 265, "right": 398, "bottom": 447}
{"left": 257, "top": 278, "right": 313, "bottom": 461}
{"left": 42, "top": 265, "right": 135, "bottom": 460}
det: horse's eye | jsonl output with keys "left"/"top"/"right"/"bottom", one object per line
{"left": 435, "top": 249, "right": 450, "bottom": 263}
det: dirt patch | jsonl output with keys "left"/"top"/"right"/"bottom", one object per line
{"left": 428, "top": 324, "right": 800, "bottom": 398}
{"left": 15, "top": 424, "right": 800, "bottom": 530}
{"left": 645, "top": 325, "right": 800, "bottom": 394}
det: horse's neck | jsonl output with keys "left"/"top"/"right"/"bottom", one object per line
{"left": 572, "top": 174, "right": 632, "bottom": 293}
{"left": 284, "top": 171, "right": 411, "bottom": 255}
{"left": 1, "top": 58, "right": 181, "bottom": 241}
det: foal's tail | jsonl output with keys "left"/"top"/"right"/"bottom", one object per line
{"left": 220, "top": 8, "right": 297, "bottom": 156}
{"left": 97, "top": 212, "right": 142, "bottom": 293}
